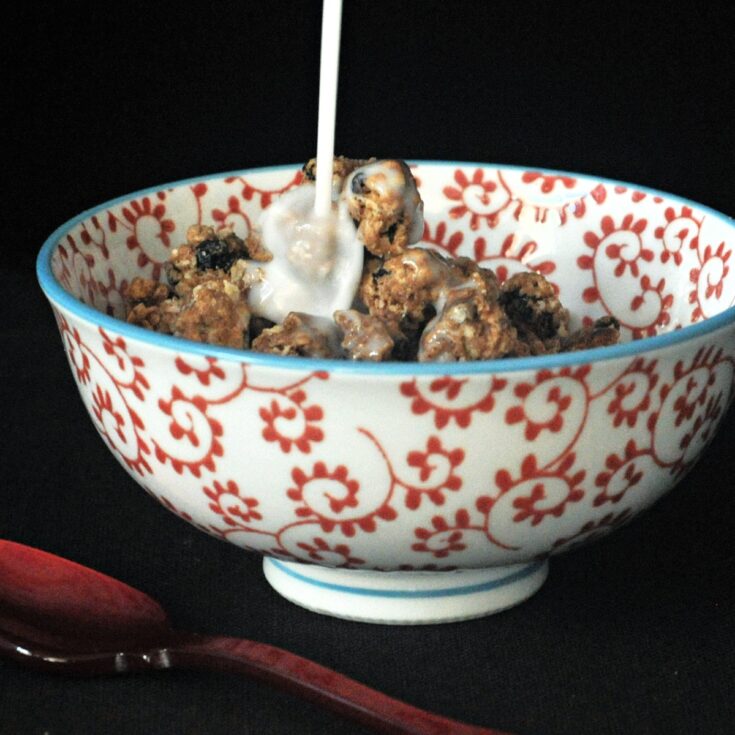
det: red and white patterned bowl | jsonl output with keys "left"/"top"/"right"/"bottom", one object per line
{"left": 37, "top": 162, "right": 735, "bottom": 623}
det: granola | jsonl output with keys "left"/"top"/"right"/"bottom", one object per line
{"left": 124, "top": 156, "right": 621, "bottom": 361}
{"left": 252, "top": 312, "right": 339, "bottom": 358}
{"left": 344, "top": 160, "right": 423, "bottom": 258}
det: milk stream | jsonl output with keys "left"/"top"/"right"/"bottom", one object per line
{"left": 244, "top": 0, "right": 424, "bottom": 331}
{"left": 314, "top": 0, "right": 343, "bottom": 218}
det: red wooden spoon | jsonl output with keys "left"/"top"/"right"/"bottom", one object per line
{"left": 0, "top": 540, "right": 512, "bottom": 735}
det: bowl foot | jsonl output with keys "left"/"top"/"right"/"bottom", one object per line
{"left": 262, "top": 558, "right": 548, "bottom": 624}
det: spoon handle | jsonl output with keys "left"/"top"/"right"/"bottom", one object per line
{"left": 1, "top": 629, "right": 511, "bottom": 733}
{"left": 172, "top": 634, "right": 511, "bottom": 735}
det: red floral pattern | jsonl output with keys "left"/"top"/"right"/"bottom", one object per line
{"left": 57, "top": 315, "right": 152, "bottom": 476}
{"left": 204, "top": 479, "right": 262, "bottom": 524}
{"left": 400, "top": 376, "right": 506, "bottom": 428}
{"left": 521, "top": 171, "right": 577, "bottom": 194}
{"left": 443, "top": 168, "right": 512, "bottom": 229}
{"left": 404, "top": 436, "right": 464, "bottom": 509}
{"left": 478, "top": 453, "right": 585, "bottom": 527}
{"left": 211, "top": 195, "right": 254, "bottom": 238}
{"left": 421, "top": 221, "right": 464, "bottom": 256}
{"left": 259, "top": 390, "right": 324, "bottom": 453}
{"left": 286, "top": 461, "right": 396, "bottom": 537}
{"left": 412, "top": 510, "right": 474, "bottom": 558}
{"left": 606, "top": 358, "right": 658, "bottom": 428}
{"left": 551, "top": 509, "right": 633, "bottom": 552}
{"left": 59, "top": 314, "right": 91, "bottom": 384}
{"left": 296, "top": 537, "right": 365, "bottom": 567}
{"left": 175, "top": 356, "right": 226, "bottom": 386}
{"left": 577, "top": 214, "right": 676, "bottom": 337}
{"left": 505, "top": 366, "right": 590, "bottom": 441}
{"left": 113, "top": 194, "right": 175, "bottom": 280}
{"left": 48, "top": 164, "right": 735, "bottom": 571}
{"left": 648, "top": 346, "right": 733, "bottom": 476}
{"left": 154, "top": 387, "right": 224, "bottom": 477}
{"left": 689, "top": 242, "right": 731, "bottom": 321}
{"left": 224, "top": 170, "right": 303, "bottom": 209}
{"left": 654, "top": 206, "right": 701, "bottom": 266}
{"left": 473, "top": 234, "right": 556, "bottom": 286}
{"left": 594, "top": 441, "right": 648, "bottom": 506}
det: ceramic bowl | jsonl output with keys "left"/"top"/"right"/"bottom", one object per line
{"left": 37, "top": 162, "right": 735, "bottom": 624}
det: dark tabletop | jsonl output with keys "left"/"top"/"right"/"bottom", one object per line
{"left": 3, "top": 2, "right": 734, "bottom": 734}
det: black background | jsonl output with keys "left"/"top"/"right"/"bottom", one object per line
{"left": 3, "top": 1, "right": 734, "bottom": 733}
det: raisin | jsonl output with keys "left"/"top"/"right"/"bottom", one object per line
{"left": 534, "top": 310, "right": 556, "bottom": 339}
{"left": 302, "top": 161, "right": 316, "bottom": 180}
{"left": 501, "top": 291, "right": 556, "bottom": 339}
{"left": 351, "top": 172, "right": 368, "bottom": 195}
{"left": 384, "top": 222, "right": 398, "bottom": 243}
{"left": 195, "top": 238, "right": 235, "bottom": 272}
{"left": 500, "top": 289, "right": 533, "bottom": 321}
{"left": 595, "top": 315, "right": 620, "bottom": 329}
{"left": 249, "top": 316, "right": 276, "bottom": 341}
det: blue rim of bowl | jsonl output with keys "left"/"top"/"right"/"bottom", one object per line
{"left": 37, "top": 161, "right": 735, "bottom": 376}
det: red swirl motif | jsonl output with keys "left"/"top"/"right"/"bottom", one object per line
{"left": 110, "top": 193, "right": 175, "bottom": 280}
{"left": 204, "top": 479, "right": 262, "bottom": 525}
{"left": 56, "top": 316, "right": 152, "bottom": 476}
{"left": 551, "top": 509, "right": 633, "bottom": 552}
{"left": 259, "top": 390, "right": 324, "bottom": 454}
{"left": 295, "top": 537, "right": 365, "bottom": 567}
{"left": 443, "top": 168, "right": 512, "bottom": 229}
{"left": 400, "top": 375, "right": 506, "bottom": 428}
{"left": 403, "top": 436, "right": 464, "bottom": 509}
{"left": 505, "top": 366, "right": 590, "bottom": 443}
{"left": 593, "top": 441, "right": 649, "bottom": 506}
{"left": 287, "top": 461, "right": 396, "bottom": 537}
{"left": 473, "top": 234, "right": 556, "bottom": 286}
{"left": 59, "top": 317, "right": 91, "bottom": 384}
{"left": 689, "top": 241, "right": 731, "bottom": 322}
{"left": 654, "top": 205, "right": 701, "bottom": 266}
{"left": 648, "top": 346, "right": 733, "bottom": 476}
{"left": 606, "top": 358, "right": 658, "bottom": 428}
{"left": 578, "top": 214, "right": 674, "bottom": 337}
{"left": 479, "top": 453, "right": 585, "bottom": 528}
{"left": 521, "top": 171, "right": 577, "bottom": 193}
{"left": 210, "top": 194, "right": 253, "bottom": 239}
{"left": 175, "top": 356, "right": 226, "bottom": 386}
{"left": 412, "top": 510, "right": 476, "bottom": 559}
{"left": 154, "top": 387, "right": 224, "bottom": 477}
{"left": 224, "top": 170, "right": 304, "bottom": 209}
{"left": 48, "top": 165, "right": 735, "bottom": 569}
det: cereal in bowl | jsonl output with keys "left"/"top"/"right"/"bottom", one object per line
{"left": 124, "top": 157, "right": 620, "bottom": 360}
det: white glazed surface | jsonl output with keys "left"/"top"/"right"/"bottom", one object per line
{"left": 40, "top": 163, "right": 735, "bottom": 577}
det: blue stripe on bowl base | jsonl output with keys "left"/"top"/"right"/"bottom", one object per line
{"left": 267, "top": 559, "right": 546, "bottom": 599}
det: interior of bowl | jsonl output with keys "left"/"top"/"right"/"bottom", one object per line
{"left": 44, "top": 162, "right": 735, "bottom": 347}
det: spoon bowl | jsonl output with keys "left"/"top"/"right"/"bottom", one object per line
{"left": 0, "top": 540, "right": 171, "bottom": 652}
